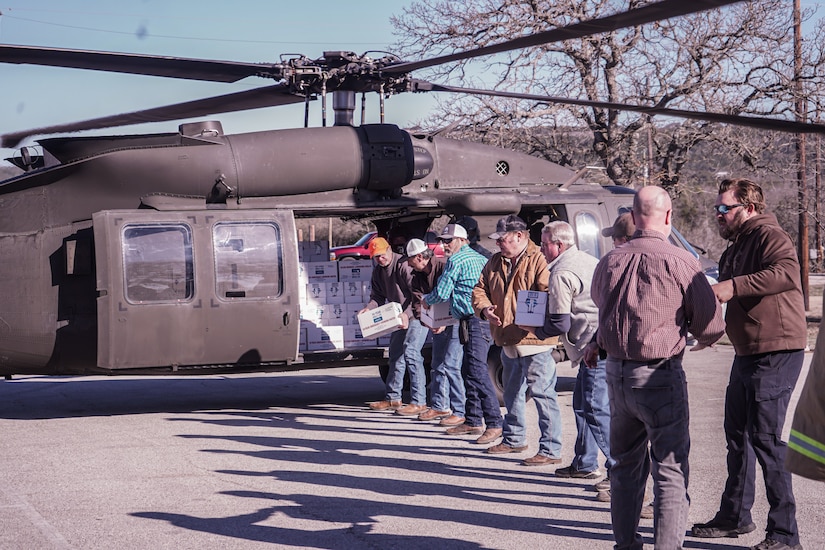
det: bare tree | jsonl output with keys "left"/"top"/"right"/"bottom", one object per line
{"left": 391, "top": 0, "right": 797, "bottom": 190}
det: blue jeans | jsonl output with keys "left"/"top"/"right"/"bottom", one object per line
{"left": 384, "top": 319, "right": 428, "bottom": 404}
{"left": 717, "top": 351, "right": 803, "bottom": 547}
{"left": 606, "top": 355, "right": 690, "bottom": 550}
{"left": 571, "top": 358, "right": 614, "bottom": 474}
{"left": 430, "top": 324, "right": 466, "bottom": 416}
{"left": 500, "top": 348, "right": 561, "bottom": 457}
{"left": 461, "top": 318, "right": 501, "bottom": 428}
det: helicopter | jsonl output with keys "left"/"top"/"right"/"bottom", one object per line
{"left": 1, "top": 0, "right": 822, "bottom": 378}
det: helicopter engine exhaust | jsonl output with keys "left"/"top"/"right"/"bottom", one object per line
{"left": 225, "top": 123, "right": 414, "bottom": 197}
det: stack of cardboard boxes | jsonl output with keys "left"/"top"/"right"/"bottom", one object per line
{"left": 299, "top": 240, "right": 401, "bottom": 352}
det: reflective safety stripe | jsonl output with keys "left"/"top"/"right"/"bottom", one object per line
{"left": 788, "top": 429, "right": 825, "bottom": 466}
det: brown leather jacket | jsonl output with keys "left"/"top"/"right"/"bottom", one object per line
{"left": 472, "top": 240, "right": 558, "bottom": 347}
{"left": 719, "top": 212, "right": 807, "bottom": 355}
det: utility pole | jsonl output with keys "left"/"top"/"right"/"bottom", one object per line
{"left": 794, "top": 0, "right": 810, "bottom": 308}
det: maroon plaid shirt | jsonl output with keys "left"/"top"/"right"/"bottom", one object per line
{"left": 592, "top": 229, "right": 725, "bottom": 361}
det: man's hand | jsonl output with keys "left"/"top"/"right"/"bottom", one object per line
{"left": 583, "top": 342, "right": 600, "bottom": 369}
{"left": 485, "top": 305, "right": 502, "bottom": 327}
{"left": 712, "top": 279, "right": 734, "bottom": 304}
{"left": 400, "top": 312, "right": 409, "bottom": 330}
{"left": 690, "top": 342, "right": 713, "bottom": 352}
{"left": 432, "top": 326, "right": 446, "bottom": 335}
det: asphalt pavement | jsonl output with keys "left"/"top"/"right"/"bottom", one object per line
{"left": 0, "top": 345, "right": 823, "bottom": 550}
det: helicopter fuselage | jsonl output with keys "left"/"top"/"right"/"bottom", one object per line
{"left": 0, "top": 122, "right": 632, "bottom": 377}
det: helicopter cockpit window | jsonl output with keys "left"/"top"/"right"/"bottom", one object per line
{"left": 574, "top": 211, "right": 602, "bottom": 259}
{"left": 213, "top": 222, "right": 283, "bottom": 300}
{"left": 122, "top": 224, "right": 194, "bottom": 303}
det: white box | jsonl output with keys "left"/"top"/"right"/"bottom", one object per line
{"left": 515, "top": 290, "right": 547, "bottom": 327}
{"left": 343, "top": 281, "right": 366, "bottom": 303}
{"left": 306, "top": 282, "right": 326, "bottom": 303}
{"left": 300, "top": 303, "right": 327, "bottom": 324}
{"left": 306, "top": 326, "right": 345, "bottom": 351}
{"left": 421, "top": 301, "right": 457, "bottom": 329}
{"left": 299, "top": 327, "right": 307, "bottom": 352}
{"left": 338, "top": 259, "right": 374, "bottom": 281}
{"left": 325, "top": 281, "right": 346, "bottom": 305}
{"left": 308, "top": 240, "right": 330, "bottom": 262}
{"left": 324, "top": 303, "right": 348, "bottom": 325}
{"left": 298, "top": 262, "right": 310, "bottom": 285}
{"left": 345, "top": 303, "right": 365, "bottom": 326}
{"left": 298, "top": 242, "right": 310, "bottom": 262}
{"left": 357, "top": 302, "right": 405, "bottom": 339}
{"left": 344, "top": 326, "right": 377, "bottom": 348}
{"left": 306, "top": 261, "right": 338, "bottom": 283}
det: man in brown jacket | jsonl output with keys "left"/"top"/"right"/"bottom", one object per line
{"left": 472, "top": 215, "right": 562, "bottom": 465}
{"left": 692, "top": 178, "right": 806, "bottom": 550}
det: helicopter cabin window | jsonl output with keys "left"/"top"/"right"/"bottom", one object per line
{"left": 122, "top": 224, "right": 194, "bottom": 303}
{"left": 574, "top": 211, "right": 602, "bottom": 259}
{"left": 213, "top": 222, "right": 283, "bottom": 300}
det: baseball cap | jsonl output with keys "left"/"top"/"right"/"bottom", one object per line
{"left": 405, "top": 238, "right": 428, "bottom": 257}
{"left": 455, "top": 216, "right": 481, "bottom": 243}
{"left": 438, "top": 224, "right": 468, "bottom": 240}
{"left": 488, "top": 215, "right": 528, "bottom": 240}
{"left": 602, "top": 212, "right": 635, "bottom": 239}
{"left": 368, "top": 237, "right": 391, "bottom": 257}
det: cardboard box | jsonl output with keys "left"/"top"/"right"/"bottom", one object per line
{"left": 357, "top": 302, "right": 404, "bottom": 339}
{"left": 420, "top": 301, "right": 457, "bottom": 328}
{"left": 323, "top": 303, "right": 348, "bottom": 325}
{"left": 325, "top": 281, "right": 345, "bottom": 305}
{"left": 345, "top": 303, "right": 365, "bottom": 326}
{"left": 306, "top": 325, "right": 345, "bottom": 351}
{"left": 343, "top": 281, "right": 367, "bottom": 303}
{"left": 305, "top": 282, "right": 326, "bottom": 304}
{"left": 338, "top": 259, "right": 374, "bottom": 281}
{"left": 300, "top": 303, "right": 327, "bottom": 324}
{"left": 344, "top": 326, "right": 377, "bottom": 348}
{"left": 515, "top": 290, "right": 547, "bottom": 327}
{"left": 306, "top": 261, "right": 338, "bottom": 283}
{"left": 308, "top": 240, "right": 330, "bottom": 262}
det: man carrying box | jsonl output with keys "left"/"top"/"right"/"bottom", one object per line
{"left": 362, "top": 237, "right": 427, "bottom": 413}
{"left": 519, "top": 221, "right": 614, "bottom": 489}
{"left": 424, "top": 224, "right": 501, "bottom": 443}
{"left": 406, "top": 238, "right": 466, "bottom": 425}
{"left": 472, "top": 214, "right": 562, "bottom": 465}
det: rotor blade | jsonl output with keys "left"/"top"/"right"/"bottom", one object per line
{"left": 1, "top": 84, "right": 306, "bottom": 148}
{"left": 0, "top": 44, "right": 276, "bottom": 82}
{"left": 385, "top": 0, "right": 746, "bottom": 75}
{"left": 415, "top": 82, "right": 825, "bottom": 135}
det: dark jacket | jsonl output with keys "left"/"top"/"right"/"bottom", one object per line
{"left": 366, "top": 252, "right": 414, "bottom": 318}
{"left": 410, "top": 256, "right": 447, "bottom": 319}
{"left": 718, "top": 212, "right": 807, "bottom": 355}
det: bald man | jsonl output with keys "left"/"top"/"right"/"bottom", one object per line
{"left": 586, "top": 186, "right": 725, "bottom": 550}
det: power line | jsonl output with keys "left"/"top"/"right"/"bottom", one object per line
{"left": 0, "top": 13, "right": 381, "bottom": 47}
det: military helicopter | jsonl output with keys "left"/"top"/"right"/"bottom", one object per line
{"left": 1, "top": 0, "right": 821, "bottom": 378}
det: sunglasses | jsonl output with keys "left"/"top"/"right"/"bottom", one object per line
{"left": 714, "top": 203, "right": 745, "bottom": 215}
{"left": 440, "top": 238, "right": 453, "bottom": 244}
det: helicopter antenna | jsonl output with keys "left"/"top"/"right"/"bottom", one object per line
{"left": 360, "top": 92, "right": 366, "bottom": 126}
{"left": 379, "top": 83, "right": 385, "bottom": 124}
{"left": 321, "top": 80, "right": 328, "bottom": 127}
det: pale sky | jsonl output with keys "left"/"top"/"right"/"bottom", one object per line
{"left": 0, "top": 1, "right": 438, "bottom": 164}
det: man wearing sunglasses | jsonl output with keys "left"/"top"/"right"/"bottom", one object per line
{"left": 424, "top": 224, "right": 502, "bottom": 444}
{"left": 692, "top": 178, "right": 807, "bottom": 550}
